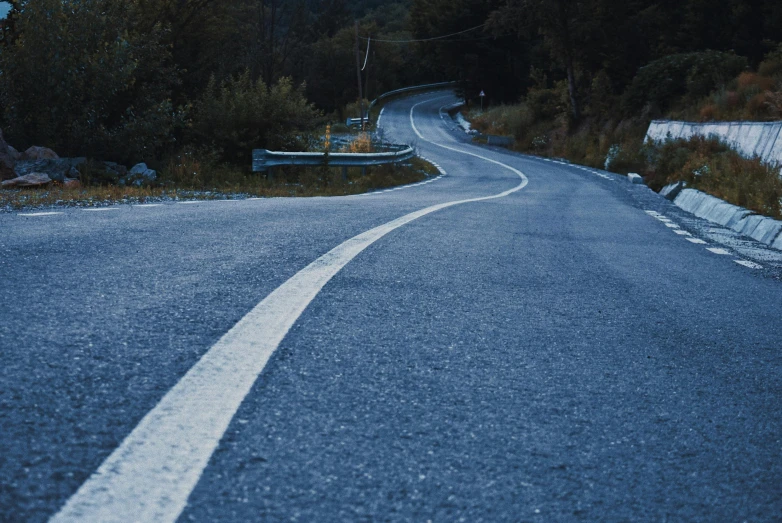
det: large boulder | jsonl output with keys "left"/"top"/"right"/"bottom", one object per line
{"left": 7, "top": 146, "right": 22, "bottom": 162}
{"left": 23, "top": 146, "right": 59, "bottom": 160}
{"left": 127, "top": 162, "right": 157, "bottom": 186}
{"left": 659, "top": 181, "right": 686, "bottom": 201}
{"left": 1, "top": 173, "right": 53, "bottom": 188}
{"left": 14, "top": 158, "right": 85, "bottom": 182}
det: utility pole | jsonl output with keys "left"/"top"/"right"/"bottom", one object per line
{"left": 354, "top": 21, "right": 365, "bottom": 130}
{"left": 364, "top": 38, "right": 371, "bottom": 113}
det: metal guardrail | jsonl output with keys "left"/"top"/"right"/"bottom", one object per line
{"left": 251, "top": 83, "right": 454, "bottom": 173}
{"left": 252, "top": 146, "right": 415, "bottom": 174}
{"left": 367, "top": 81, "right": 458, "bottom": 113}
{"left": 343, "top": 82, "right": 457, "bottom": 127}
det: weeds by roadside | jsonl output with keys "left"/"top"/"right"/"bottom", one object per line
{"left": 641, "top": 137, "right": 782, "bottom": 219}
{"left": 0, "top": 157, "right": 435, "bottom": 212}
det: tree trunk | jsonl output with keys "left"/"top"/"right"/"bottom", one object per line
{"left": 557, "top": 0, "right": 580, "bottom": 123}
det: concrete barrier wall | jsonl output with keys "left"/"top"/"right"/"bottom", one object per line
{"left": 646, "top": 120, "right": 782, "bottom": 166}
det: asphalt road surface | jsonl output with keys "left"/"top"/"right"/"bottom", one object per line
{"left": 1, "top": 91, "right": 781, "bottom": 522}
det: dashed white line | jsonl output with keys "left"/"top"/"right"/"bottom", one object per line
{"left": 673, "top": 230, "right": 691, "bottom": 236}
{"left": 18, "top": 212, "right": 63, "bottom": 217}
{"left": 134, "top": 204, "right": 163, "bottom": 208}
{"left": 664, "top": 223, "right": 680, "bottom": 228}
{"left": 81, "top": 208, "right": 120, "bottom": 212}
{"left": 734, "top": 259, "right": 763, "bottom": 269}
{"left": 686, "top": 238, "right": 708, "bottom": 245}
{"left": 51, "top": 98, "right": 530, "bottom": 523}
{"left": 706, "top": 247, "right": 732, "bottom": 255}
{"left": 178, "top": 200, "right": 203, "bottom": 204}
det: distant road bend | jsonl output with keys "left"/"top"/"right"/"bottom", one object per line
{"left": 1, "top": 90, "right": 781, "bottom": 522}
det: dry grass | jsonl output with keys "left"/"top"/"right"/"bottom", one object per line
{"left": 642, "top": 137, "right": 782, "bottom": 219}
{"left": 0, "top": 158, "right": 435, "bottom": 212}
{"left": 340, "top": 133, "right": 374, "bottom": 153}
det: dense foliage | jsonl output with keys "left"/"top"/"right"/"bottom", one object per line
{"left": 1, "top": 0, "right": 781, "bottom": 170}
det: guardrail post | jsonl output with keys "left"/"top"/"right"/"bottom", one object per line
{"left": 341, "top": 166, "right": 348, "bottom": 180}
{"left": 361, "top": 166, "right": 367, "bottom": 177}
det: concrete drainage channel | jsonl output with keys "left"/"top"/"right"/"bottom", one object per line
{"left": 654, "top": 182, "right": 782, "bottom": 251}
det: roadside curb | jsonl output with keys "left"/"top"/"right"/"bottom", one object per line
{"left": 672, "top": 188, "right": 782, "bottom": 250}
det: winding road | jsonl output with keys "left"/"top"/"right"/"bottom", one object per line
{"left": 1, "top": 91, "right": 781, "bottom": 521}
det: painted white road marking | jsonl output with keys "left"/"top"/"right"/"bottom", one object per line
{"left": 734, "top": 259, "right": 763, "bottom": 269}
{"left": 179, "top": 200, "right": 203, "bottom": 204}
{"left": 673, "top": 230, "right": 691, "bottom": 236}
{"left": 686, "top": 238, "right": 708, "bottom": 244}
{"left": 51, "top": 97, "right": 529, "bottom": 523}
{"left": 664, "top": 223, "right": 680, "bottom": 228}
{"left": 706, "top": 247, "right": 732, "bottom": 255}
{"left": 134, "top": 204, "right": 163, "bottom": 208}
{"left": 18, "top": 212, "right": 63, "bottom": 217}
{"left": 81, "top": 208, "right": 120, "bottom": 212}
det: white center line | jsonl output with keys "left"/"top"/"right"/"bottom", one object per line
{"left": 18, "top": 212, "right": 63, "bottom": 217}
{"left": 706, "top": 247, "right": 732, "bottom": 255}
{"left": 51, "top": 97, "right": 530, "bottom": 523}
{"left": 673, "top": 230, "right": 691, "bottom": 236}
{"left": 664, "top": 223, "right": 680, "bottom": 228}
{"left": 686, "top": 238, "right": 708, "bottom": 245}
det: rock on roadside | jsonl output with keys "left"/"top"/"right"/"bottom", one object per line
{"left": 659, "top": 181, "right": 686, "bottom": 200}
{"left": 1, "top": 173, "right": 53, "bottom": 188}
{"left": 23, "top": 146, "right": 59, "bottom": 160}
{"left": 14, "top": 158, "right": 85, "bottom": 182}
{"left": 127, "top": 163, "right": 157, "bottom": 186}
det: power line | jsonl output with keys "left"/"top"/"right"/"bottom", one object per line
{"left": 361, "top": 23, "right": 486, "bottom": 43}
{"left": 361, "top": 37, "right": 370, "bottom": 71}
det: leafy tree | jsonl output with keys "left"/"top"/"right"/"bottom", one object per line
{"left": 411, "top": 0, "right": 525, "bottom": 103}
{"left": 190, "top": 72, "right": 320, "bottom": 163}
{"left": 0, "top": 0, "right": 181, "bottom": 162}
{"left": 488, "top": 0, "right": 594, "bottom": 122}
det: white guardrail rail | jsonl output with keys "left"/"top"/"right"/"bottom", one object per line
{"left": 252, "top": 81, "right": 456, "bottom": 172}
{"left": 252, "top": 146, "right": 414, "bottom": 174}
{"left": 367, "top": 81, "right": 457, "bottom": 113}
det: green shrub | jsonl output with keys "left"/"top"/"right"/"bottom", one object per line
{"left": 470, "top": 104, "right": 533, "bottom": 139}
{"left": 622, "top": 51, "right": 748, "bottom": 117}
{"left": 758, "top": 44, "right": 782, "bottom": 78}
{"left": 190, "top": 72, "right": 321, "bottom": 164}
